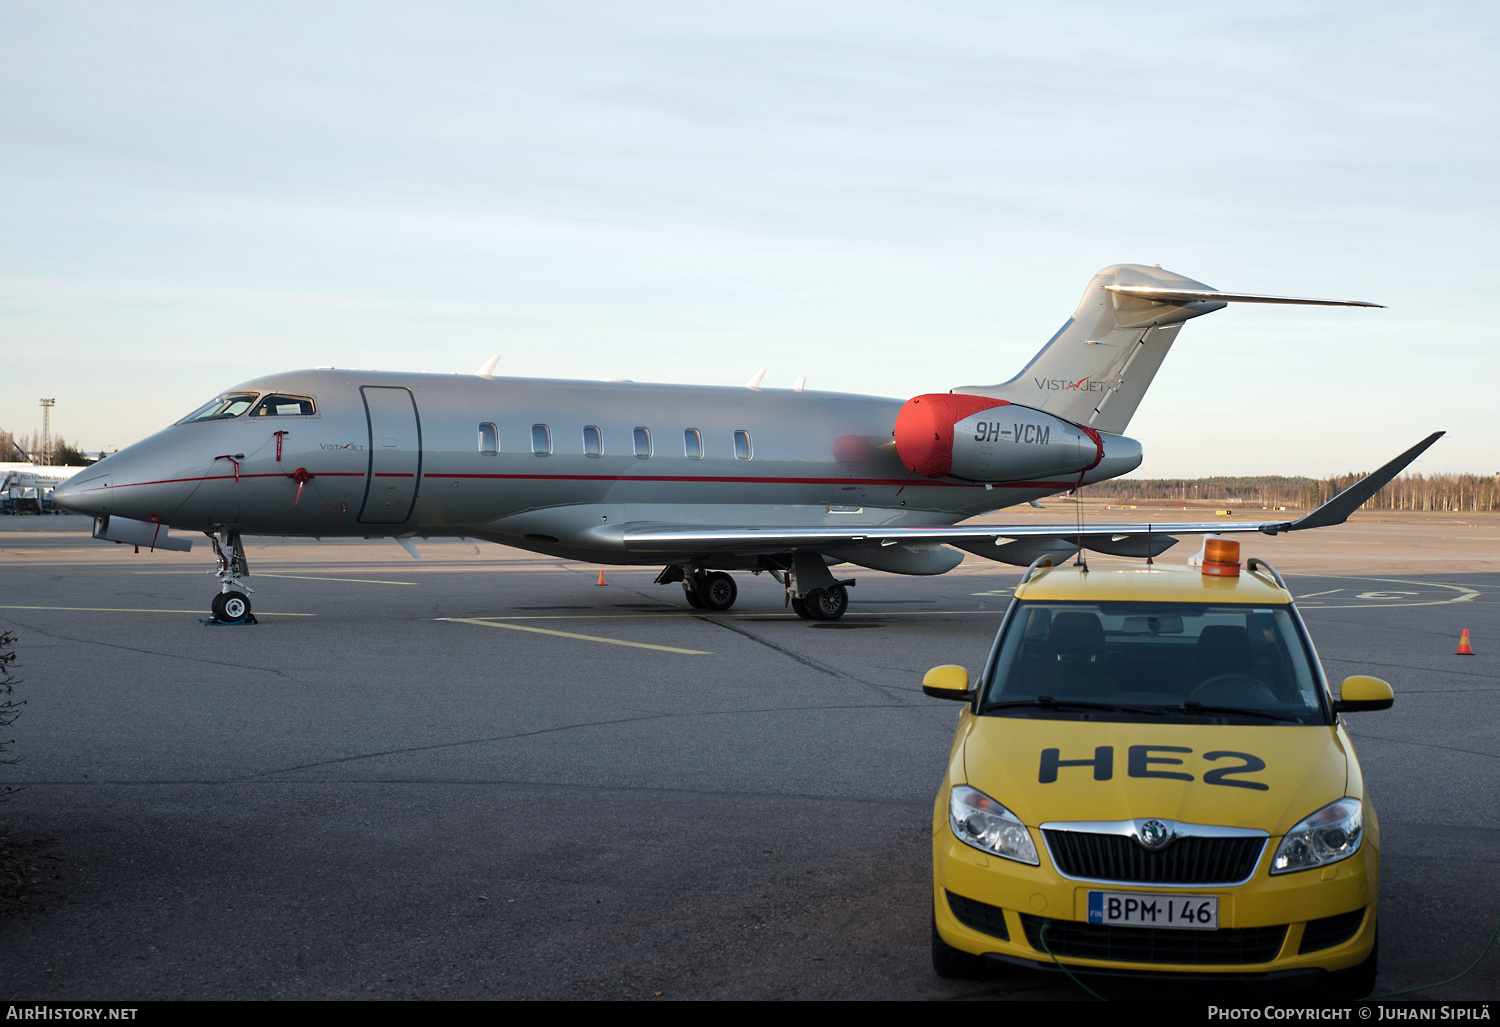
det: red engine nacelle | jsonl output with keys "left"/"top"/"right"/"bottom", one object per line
{"left": 894, "top": 394, "right": 1102, "bottom": 482}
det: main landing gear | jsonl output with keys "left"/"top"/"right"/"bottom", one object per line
{"left": 789, "top": 583, "right": 849, "bottom": 621}
{"left": 206, "top": 530, "right": 256, "bottom": 624}
{"left": 684, "top": 570, "right": 738, "bottom": 612}
{"left": 656, "top": 566, "right": 739, "bottom": 612}
{"left": 654, "top": 559, "right": 853, "bottom": 620}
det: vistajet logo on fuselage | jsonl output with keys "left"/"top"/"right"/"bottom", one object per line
{"left": 1033, "top": 375, "right": 1107, "bottom": 393}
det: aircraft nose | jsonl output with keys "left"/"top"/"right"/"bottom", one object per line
{"left": 51, "top": 466, "right": 112, "bottom": 515}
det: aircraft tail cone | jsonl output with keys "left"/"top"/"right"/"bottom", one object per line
{"left": 597, "top": 571, "right": 607, "bottom": 586}
{"left": 1457, "top": 629, "right": 1474, "bottom": 655}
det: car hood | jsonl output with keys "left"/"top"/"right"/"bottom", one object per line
{"left": 961, "top": 717, "right": 1350, "bottom": 836}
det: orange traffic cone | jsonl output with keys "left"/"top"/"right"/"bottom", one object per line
{"left": 597, "top": 571, "right": 607, "bottom": 586}
{"left": 1456, "top": 629, "right": 1473, "bottom": 655}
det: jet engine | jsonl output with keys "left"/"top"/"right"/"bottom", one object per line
{"left": 894, "top": 394, "right": 1104, "bottom": 482}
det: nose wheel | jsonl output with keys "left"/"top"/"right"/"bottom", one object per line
{"left": 211, "top": 590, "right": 253, "bottom": 624}
{"left": 206, "top": 530, "right": 257, "bottom": 625}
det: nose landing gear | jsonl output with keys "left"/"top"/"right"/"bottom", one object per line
{"left": 206, "top": 530, "right": 256, "bottom": 624}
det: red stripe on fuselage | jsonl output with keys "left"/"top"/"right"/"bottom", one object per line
{"left": 91, "top": 471, "right": 1081, "bottom": 492}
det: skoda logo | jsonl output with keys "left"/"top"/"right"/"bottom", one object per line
{"left": 1137, "top": 819, "right": 1172, "bottom": 849}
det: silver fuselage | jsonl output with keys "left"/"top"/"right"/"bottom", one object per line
{"left": 54, "top": 369, "right": 1143, "bottom": 566}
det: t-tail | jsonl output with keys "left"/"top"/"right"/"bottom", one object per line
{"left": 951, "top": 264, "right": 1382, "bottom": 435}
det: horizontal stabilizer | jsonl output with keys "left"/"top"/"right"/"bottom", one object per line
{"left": 1104, "top": 285, "right": 1383, "bottom": 308}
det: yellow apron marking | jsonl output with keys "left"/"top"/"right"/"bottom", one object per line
{"left": 441, "top": 617, "right": 711, "bottom": 654}
{"left": 0, "top": 605, "right": 314, "bottom": 616}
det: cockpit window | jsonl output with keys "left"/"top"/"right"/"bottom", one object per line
{"left": 250, "top": 394, "right": 316, "bottom": 417}
{"left": 178, "top": 393, "right": 260, "bottom": 423}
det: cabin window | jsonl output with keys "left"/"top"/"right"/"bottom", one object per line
{"left": 478, "top": 422, "right": 498, "bottom": 455}
{"left": 583, "top": 425, "right": 602, "bottom": 457}
{"left": 733, "top": 429, "right": 752, "bottom": 461}
{"left": 531, "top": 424, "right": 552, "bottom": 456}
{"left": 683, "top": 428, "right": 703, "bottom": 459}
{"left": 249, "top": 394, "right": 316, "bottom": 417}
{"left": 633, "top": 427, "right": 652, "bottom": 459}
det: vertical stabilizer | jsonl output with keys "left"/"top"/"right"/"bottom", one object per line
{"left": 953, "top": 264, "right": 1380, "bottom": 435}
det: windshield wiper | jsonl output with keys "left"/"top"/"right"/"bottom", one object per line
{"left": 984, "top": 697, "right": 1165, "bottom": 717}
{"left": 1173, "top": 701, "right": 1303, "bottom": 722}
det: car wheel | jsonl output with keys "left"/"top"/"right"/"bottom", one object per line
{"left": 932, "top": 906, "right": 990, "bottom": 980}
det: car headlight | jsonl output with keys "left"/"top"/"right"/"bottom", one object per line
{"left": 949, "top": 785, "right": 1039, "bottom": 865}
{"left": 1270, "top": 798, "right": 1363, "bottom": 875}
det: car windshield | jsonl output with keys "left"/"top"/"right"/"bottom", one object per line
{"left": 981, "top": 601, "right": 1328, "bottom": 724}
{"left": 178, "top": 393, "right": 259, "bottom": 423}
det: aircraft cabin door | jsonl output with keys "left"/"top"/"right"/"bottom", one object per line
{"left": 357, "top": 386, "right": 423, "bottom": 524}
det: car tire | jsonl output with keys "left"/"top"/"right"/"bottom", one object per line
{"left": 931, "top": 906, "right": 990, "bottom": 980}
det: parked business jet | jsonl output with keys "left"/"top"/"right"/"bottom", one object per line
{"left": 53, "top": 264, "right": 1439, "bottom": 623}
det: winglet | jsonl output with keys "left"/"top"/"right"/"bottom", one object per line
{"left": 1282, "top": 432, "right": 1445, "bottom": 532}
{"left": 476, "top": 355, "right": 501, "bottom": 378}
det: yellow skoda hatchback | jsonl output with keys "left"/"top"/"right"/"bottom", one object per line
{"left": 924, "top": 540, "right": 1392, "bottom": 996}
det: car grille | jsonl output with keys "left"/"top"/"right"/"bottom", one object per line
{"left": 1298, "top": 908, "right": 1367, "bottom": 954}
{"left": 1021, "top": 915, "right": 1288, "bottom": 966}
{"left": 945, "top": 891, "right": 1010, "bottom": 941}
{"left": 1043, "top": 830, "right": 1266, "bottom": 885}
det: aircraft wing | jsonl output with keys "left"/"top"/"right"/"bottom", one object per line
{"left": 621, "top": 433, "right": 1443, "bottom": 557}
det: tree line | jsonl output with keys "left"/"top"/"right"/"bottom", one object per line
{"left": 0, "top": 430, "right": 97, "bottom": 467}
{"left": 1084, "top": 472, "right": 1498, "bottom": 513}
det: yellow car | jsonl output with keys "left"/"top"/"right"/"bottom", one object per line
{"left": 925, "top": 540, "right": 1392, "bottom": 996}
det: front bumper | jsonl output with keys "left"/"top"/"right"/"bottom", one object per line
{"left": 933, "top": 829, "right": 1378, "bottom": 976}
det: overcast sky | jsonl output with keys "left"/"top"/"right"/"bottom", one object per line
{"left": 1, "top": 1, "right": 1495, "bottom": 476}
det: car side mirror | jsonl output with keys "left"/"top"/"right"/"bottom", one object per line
{"left": 922, "top": 665, "right": 973, "bottom": 702}
{"left": 1334, "top": 675, "right": 1394, "bottom": 713}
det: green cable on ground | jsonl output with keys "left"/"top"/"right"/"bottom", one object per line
{"left": 1366, "top": 916, "right": 1500, "bottom": 1000}
{"left": 1037, "top": 921, "right": 1107, "bottom": 1002}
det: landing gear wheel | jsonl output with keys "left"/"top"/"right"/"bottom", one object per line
{"left": 211, "top": 593, "right": 228, "bottom": 620}
{"left": 218, "top": 590, "right": 252, "bottom": 624}
{"left": 806, "top": 584, "right": 849, "bottom": 621}
{"left": 932, "top": 905, "right": 990, "bottom": 980}
{"left": 682, "top": 582, "right": 705, "bottom": 609}
{"left": 697, "top": 571, "right": 737, "bottom": 612}
{"left": 790, "top": 596, "right": 812, "bottom": 619}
